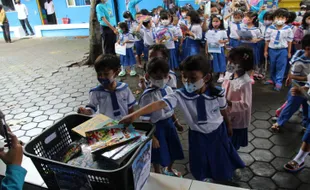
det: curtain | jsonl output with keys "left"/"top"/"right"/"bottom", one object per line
{"left": 75, "top": 0, "right": 86, "bottom": 6}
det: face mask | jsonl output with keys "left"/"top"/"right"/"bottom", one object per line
{"left": 181, "top": 13, "right": 187, "bottom": 18}
{"left": 183, "top": 79, "right": 205, "bottom": 93}
{"left": 212, "top": 12, "right": 219, "bottom": 15}
{"left": 124, "top": 18, "right": 130, "bottom": 21}
{"left": 234, "top": 19, "right": 241, "bottom": 23}
{"left": 161, "top": 20, "right": 170, "bottom": 26}
{"left": 275, "top": 20, "right": 285, "bottom": 26}
{"left": 264, "top": 20, "right": 272, "bottom": 26}
{"left": 149, "top": 77, "right": 169, "bottom": 89}
{"left": 301, "top": 11, "right": 306, "bottom": 15}
{"left": 212, "top": 22, "right": 220, "bottom": 28}
{"left": 243, "top": 18, "right": 249, "bottom": 25}
{"left": 98, "top": 76, "right": 115, "bottom": 86}
{"left": 118, "top": 29, "right": 123, "bottom": 34}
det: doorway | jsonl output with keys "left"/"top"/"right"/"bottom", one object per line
{"left": 36, "top": 0, "right": 57, "bottom": 25}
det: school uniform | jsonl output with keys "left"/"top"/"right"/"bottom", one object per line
{"left": 167, "top": 70, "right": 177, "bottom": 90}
{"left": 140, "top": 27, "right": 156, "bottom": 61}
{"left": 258, "top": 23, "right": 271, "bottom": 65}
{"left": 229, "top": 22, "right": 243, "bottom": 48}
{"left": 241, "top": 25, "right": 263, "bottom": 66}
{"left": 277, "top": 50, "right": 310, "bottom": 127}
{"left": 173, "top": 25, "right": 183, "bottom": 62}
{"left": 119, "top": 32, "right": 136, "bottom": 67}
{"left": 155, "top": 25, "right": 179, "bottom": 69}
{"left": 162, "top": 86, "right": 245, "bottom": 181}
{"left": 205, "top": 29, "right": 228, "bottom": 73}
{"left": 86, "top": 82, "right": 136, "bottom": 120}
{"left": 128, "top": 20, "right": 144, "bottom": 57}
{"left": 182, "top": 24, "right": 202, "bottom": 60}
{"left": 265, "top": 24, "right": 294, "bottom": 87}
{"left": 139, "top": 86, "right": 184, "bottom": 167}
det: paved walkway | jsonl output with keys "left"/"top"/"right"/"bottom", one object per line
{"left": 0, "top": 38, "right": 309, "bottom": 190}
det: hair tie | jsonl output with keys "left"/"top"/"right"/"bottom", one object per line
{"left": 216, "top": 15, "right": 223, "bottom": 20}
{"left": 243, "top": 53, "right": 249, "bottom": 60}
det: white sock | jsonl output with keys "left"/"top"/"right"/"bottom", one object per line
{"left": 131, "top": 66, "right": 135, "bottom": 72}
{"left": 293, "top": 149, "right": 309, "bottom": 165}
{"left": 121, "top": 66, "right": 125, "bottom": 72}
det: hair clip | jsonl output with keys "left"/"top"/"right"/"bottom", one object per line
{"left": 243, "top": 53, "right": 249, "bottom": 60}
{"left": 216, "top": 15, "right": 223, "bottom": 20}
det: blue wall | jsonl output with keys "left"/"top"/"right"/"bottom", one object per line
{"left": 41, "top": 28, "right": 89, "bottom": 37}
{"left": 6, "top": 0, "right": 41, "bottom": 27}
{"left": 53, "top": 1, "right": 90, "bottom": 24}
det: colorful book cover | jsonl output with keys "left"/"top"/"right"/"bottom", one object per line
{"left": 263, "top": 0, "right": 278, "bottom": 10}
{"left": 85, "top": 125, "right": 141, "bottom": 153}
{"left": 156, "top": 28, "right": 172, "bottom": 44}
{"left": 179, "top": 23, "right": 189, "bottom": 36}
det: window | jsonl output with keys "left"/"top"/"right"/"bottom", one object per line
{"left": 0, "top": 0, "right": 15, "bottom": 11}
{"left": 67, "top": 0, "right": 90, "bottom": 7}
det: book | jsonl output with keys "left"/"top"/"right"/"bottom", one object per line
{"left": 237, "top": 30, "right": 253, "bottom": 41}
{"left": 179, "top": 23, "right": 189, "bottom": 36}
{"left": 156, "top": 28, "right": 172, "bottom": 44}
{"left": 71, "top": 114, "right": 115, "bottom": 137}
{"left": 263, "top": 0, "right": 278, "bottom": 10}
{"left": 85, "top": 124, "right": 141, "bottom": 153}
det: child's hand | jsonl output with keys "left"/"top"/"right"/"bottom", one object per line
{"left": 227, "top": 100, "right": 232, "bottom": 107}
{"left": 77, "top": 107, "right": 92, "bottom": 115}
{"left": 174, "top": 120, "right": 184, "bottom": 132}
{"left": 285, "top": 75, "right": 292, "bottom": 86}
{"left": 291, "top": 86, "right": 301, "bottom": 96}
{"left": 218, "top": 40, "right": 226, "bottom": 44}
{"left": 119, "top": 113, "right": 138, "bottom": 127}
{"left": 264, "top": 51, "right": 268, "bottom": 58}
{"left": 227, "top": 125, "right": 233, "bottom": 137}
{"left": 0, "top": 133, "right": 23, "bottom": 166}
{"left": 288, "top": 53, "right": 292, "bottom": 58}
{"left": 152, "top": 136, "right": 160, "bottom": 149}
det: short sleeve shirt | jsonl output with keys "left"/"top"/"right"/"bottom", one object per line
{"left": 96, "top": 3, "right": 113, "bottom": 26}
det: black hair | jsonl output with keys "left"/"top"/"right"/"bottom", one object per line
{"left": 263, "top": 11, "right": 274, "bottom": 20}
{"left": 233, "top": 10, "right": 244, "bottom": 18}
{"left": 228, "top": 46, "right": 254, "bottom": 72}
{"left": 151, "top": 8, "right": 157, "bottom": 16}
{"left": 302, "top": 34, "right": 310, "bottom": 49}
{"left": 181, "top": 6, "right": 189, "bottom": 12}
{"left": 197, "top": 8, "right": 204, "bottom": 16}
{"left": 123, "top": 11, "right": 134, "bottom": 20}
{"left": 187, "top": 10, "right": 201, "bottom": 24}
{"left": 211, "top": 2, "right": 220, "bottom": 13}
{"left": 146, "top": 57, "right": 169, "bottom": 75}
{"left": 148, "top": 44, "right": 169, "bottom": 60}
{"left": 273, "top": 8, "right": 290, "bottom": 19}
{"left": 219, "top": 2, "right": 225, "bottom": 8}
{"left": 209, "top": 14, "right": 225, "bottom": 30}
{"left": 287, "top": 11, "right": 297, "bottom": 24}
{"left": 136, "top": 11, "right": 142, "bottom": 16}
{"left": 301, "top": 12, "right": 310, "bottom": 29}
{"left": 300, "top": 1, "right": 305, "bottom": 7}
{"left": 142, "top": 20, "right": 151, "bottom": 28}
{"left": 159, "top": 10, "right": 169, "bottom": 20}
{"left": 169, "top": 7, "right": 178, "bottom": 15}
{"left": 118, "top": 22, "right": 129, "bottom": 33}
{"left": 94, "top": 54, "right": 121, "bottom": 73}
{"left": 244, "top": 12, "right": 259, "bottom": 27}
{"left": 140, "top": 9, "right": 150, "bottom": 16}
{"left": 180, "top": 55, "right": 222, "bottom": 97}
{"left": 184, "top": 3, "right": 194, "bottom": 11}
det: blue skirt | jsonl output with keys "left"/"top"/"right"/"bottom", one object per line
{"left": 189, "top": 123, "right": 245, "bottom": 181}
{"left": 211, "top": 47, "right": 226, "bottom": 73}
{"left": 120, "top": 48, "right": 136, "bottom": 67}
{"left": 151, "top": 117, "right": 184, "bottom": 167}
{"left": 242, "top": 42, "right": 259, "bottom": 66}
{"left": 231, "top": 128, "right": 248, "bottom": 150}
{"left": 135, "top": 40, "right": 144, "bottom": 56}
{"left": 182, "top": 38, "right": 200, "bottom": 60}
{"left": 229, "top": 38, "right": 241, "bottom": 48}
{"left": 174, "top": 41, "right": 181, "bottom": 62}
{"left": 169, "top": 49, "right": 179, "bottom": 69}
{"left": 143, "top": 45, "right": 150, "bottom": 61}
{"left": 257, "top": 40, "right": 265, "bottom": 64}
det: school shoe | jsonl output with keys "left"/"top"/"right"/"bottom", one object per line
{"left": 118, "top": 70, "right": 126, "bottom": 77}
{"left": 264, "top": 80, "right": 274, "bottom": 85}
{"left": 217, "top": 74, "right": 224, "bottom": 83}
{"left": 130, "top": 70, "right": 137, "bottom": 76}
{"left": 274, "top": 84, "right": 282, "bottom": 92}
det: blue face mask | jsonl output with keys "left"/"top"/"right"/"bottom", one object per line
{"left": 98, "top": 77, "right": 115, "bottom": 86}
{"left": 183, "top": 79, "right": 205, "bottom": 93}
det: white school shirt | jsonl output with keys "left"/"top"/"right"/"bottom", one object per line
{"left": 187, "top": 24, "right": 202, "bottom": 40}
{"left": 178, "top": 18, "right": 188, "bottom": 26}
{"left": 86, "top": 82, "right": 136, "bottom": 120}
{"left": 139, "top": 86, "right": 174, "bottom": 123}
{"left": 155, "top": 25, "right": 176, "bottom": 49}
{"left": 173, "top": 25, "right": 183, "bottom": 38}
{"left": 119, "top": 33, "right": 135, "bottom": 48}
{"left": 15, "top": 4, "right": 28, "bottom": 20}
{"left": 205, "top": 29, "right": 228, "bottom": 47}
{"left": 167, "top": 70, "right": 177, "bottom": 89}
{"left": 265, "top": 24, "right": 293, "bottom": 49}
{"left": 229, "top": 22, "right": 243, "bottom": 39}
{"left": 241, "top": 25, "right": 263, "bottom": 42}
{"left": 162, "top": 87, "right": 227, "bottom": 134}
{"left": 290, "top": 50, "right": 310, "bottom": 78}
{"left": 259, "top": 23, "right": 270, "bottom": 38}
{"left": 44, "top": 1, "right": 55, "bottom": 15}
{"left": 140, "top": 27, "right": 156, "bottom": 46}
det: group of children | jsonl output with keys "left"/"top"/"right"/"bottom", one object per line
{"left": 76, "top": 1, "right": 310, "bottom": 184}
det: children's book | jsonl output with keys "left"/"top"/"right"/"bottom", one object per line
{"left": 263, "top": 0, "right": 278, "bottom": 10}
{"left": 237, "top": 30, "right": 253, "bottom": 42}
{"left": 156, "top": 28, "right": 173, "bottom": 44}
{"left": 72, "top": 114, "right": 116, "bottom": 137}
{"left": 85, "top": 124, "right": 141, "bottom": 153}
{"left": 179, "top": 23, "right": 189, "bottom": 36}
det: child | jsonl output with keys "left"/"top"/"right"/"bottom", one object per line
{"left": 295, "top": 3, "right": 307, "bottom": 23}
{"left": 134, "top": 12, "right": 145, "bottom": 68}
{"left": 123, "top": 11, "right": 137, "bottom": 32}
{"left": 136, "top": 17, "right": 156, "bottom": 62}
{"left": 271, "top": 34, "right": 310, "bottom": 132}
{"left": 229, "top": 11, "right": 244, "bottom": 48}
{"left": 156, "top": 10, "right": 179, "bottom": 70}
{"left": 181, "top": 10, "right": 202, "bottom": 60}
{"left": 117, "top": 22, "right": 137, "bottom": 77}
{"left": 139, "top": 57, "right": 184, "bottom": 176}
{"left": 264, "top": 8, "right": 293, "bottom": 91}
{"left": 119, "top": 54, "right": 245, "bottom": 181}
{"left": 222, "top": 46, "right": 253, "bottom": 150}
{"left": 205, "top": 14, "right": 228, "bottom": 83}
{"left": 179, "top": 6, "right": 189, "bottom": 26}
{"left": 78, "top": 54, "right": 136, "bottom": 120}
{"left": 241, "top": 12, "right": 263, "bottom": 83}
{"left": 294, "top": 12, "right": 310, "bottom": 50}
{"left": 284, "top": 76, "right": 310, "bottom": 172}
{"left": 171, "top": 15, "right": 183, "bottom": 63}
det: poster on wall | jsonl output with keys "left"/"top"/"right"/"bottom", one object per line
{"left": 263, "top": 0, "right": 278, "bottom": 10}
{"left": 132, "top": 140, "right": 152, "bottom": 190}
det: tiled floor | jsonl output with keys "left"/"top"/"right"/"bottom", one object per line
{"left": 0, "top": 38, "right": 310, "bottom": 190}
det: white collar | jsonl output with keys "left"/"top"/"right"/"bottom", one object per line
{"left": 224, "top": 72, "right": 251, "bottom": 91}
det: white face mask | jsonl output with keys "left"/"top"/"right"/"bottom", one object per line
{"left": 183, "top": 79, "right": 205, "bottom": 93}
{"left": 264, "top": 20, "right": 273, "bottom": 26}
{"left": 275, "top": 20, "right": 285, "bottom": 26}
{"left": 161, "top": 19, "right": 170, "bottom": 26}
{"left": 150, "top": 77, "right": 169, "bottom": 89}
{"left": 234, "top": 18, "right": 242, "bottom": 23}
{"left": 181, "top": 13, "right": 187, "bottom": 18}
{"left": 301, "top": 11, "right": 306, "bottom": 15}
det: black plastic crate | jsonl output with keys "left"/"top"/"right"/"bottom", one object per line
{"left": 24, "top": 114, "right": 155, "bottom": 190}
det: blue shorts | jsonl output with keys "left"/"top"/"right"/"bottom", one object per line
{"left": 151, "top": 117, "right": 184, "bottom": 167}
{"left": 135, "top": 40, "right": 144, "bottom": 56}
{"left": 303, "top": 126, "right": 310, "bottom": 144}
